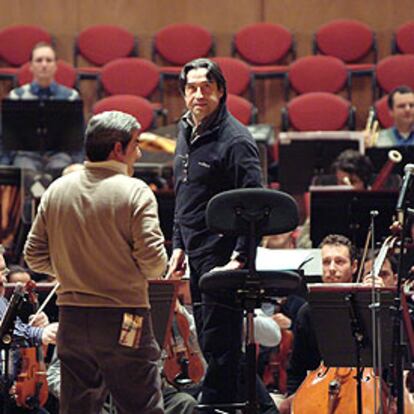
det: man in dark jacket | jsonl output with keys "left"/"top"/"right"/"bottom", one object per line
{"left": 167, "top": 58, "right": 263, "bottom": 408}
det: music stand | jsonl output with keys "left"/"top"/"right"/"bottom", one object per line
{"left": 310, "top": 188, "right": 398, "bottom": 248}
{"left": 1, "top": 99, "right": 84, "bottom": 152}
{"left": 4, "top": 280, "right": 178, "bottom": 350}
{"left": 308, "top": 284, "right": 395, "bottom": 366}
{"left": 278, "top": 131, "right": 364, "bottom": 194}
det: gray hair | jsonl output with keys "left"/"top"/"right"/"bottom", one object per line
{"left": 85, "top": 111, "right": 141, "bottom": 162}
{"left": 0, "top": 245, "right": 4, "bottom": 255}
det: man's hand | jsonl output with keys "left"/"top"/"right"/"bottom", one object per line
{"left": 165, "top": 249, "right": 187, "bottom": 279}
{"left": 41, "top": 322, "right": 58, "bottom": 345}
{"left": 210, "top": 259, "right": 245, "bottom": 272}
{"left": 362, "top": 274, "right": 385, "bottom": 288}
{"left": 29, "top": 311, "right": 49, "bottom": 328}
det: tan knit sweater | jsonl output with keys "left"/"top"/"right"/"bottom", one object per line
{"left": 24, "top": 160, "right": 168, "bottom": 308}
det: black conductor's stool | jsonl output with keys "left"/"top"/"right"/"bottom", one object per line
{"left": 198, "top": 188, "right": 301, "bottom": 414}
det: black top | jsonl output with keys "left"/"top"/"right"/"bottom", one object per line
{"left": 172, "top": 104, "right": 262, "bottom": 258}
{"left": 286, "top": 302, "right": 321, "bottom": 395}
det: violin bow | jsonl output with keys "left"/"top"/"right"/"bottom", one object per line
{"left": 28, "top": 282, "right": 60, "bottom": 327}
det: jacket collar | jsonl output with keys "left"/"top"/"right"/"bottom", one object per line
{"left": 30, "top": 81, "right": 58, "bottom": 97}
{"left": 84, "top": 160, "right": 129, "bottom": 175}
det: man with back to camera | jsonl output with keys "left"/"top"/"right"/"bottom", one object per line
{"left": 7, "top": 42, "right": 80, "bottom": 172}
{"left": 24, "top": 111, "right": 168, "bottom": 414}
{"left": 166, "top": 58, "right": 264, "bottom": 408}
{"left": 375, "top": 85, "right": 414, "bottom": 147}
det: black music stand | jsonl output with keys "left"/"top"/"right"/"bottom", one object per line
{"left": 4, "top": 280, "right": 179, "bottom": 350}
{"left": 308, "top": 284, "right": 396, "bottom": 414}
{"left": 1, "top": 99, "right": 84, "bottom": 152}
{"left": 310, "top": 188, "right": 398, "bottom": 248}
{"left": 278, "top": 131, "right": 363, "bottom": 194}
{"left": 199, "top": 188, "right": 302, "bottom": 414}
{"left": 308, "top": 284, "right": 395, "bottom": 366}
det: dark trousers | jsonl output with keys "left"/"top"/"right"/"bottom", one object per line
{"left": 189, "top": 251, "right": 279, "bottom": 414}
{"left": 57, "top": 306, "right": 164, "bottom": 414}
{"left": 189, "top": 249, "right": 243, "bottom": 405}
{"left": 163, "top": 383, "right": 197, "bottom": 414}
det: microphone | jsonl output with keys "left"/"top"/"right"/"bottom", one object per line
{"left": 396, "top": 163, "right": 414, "bottom": 212}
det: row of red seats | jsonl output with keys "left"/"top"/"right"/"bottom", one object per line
{"left": 0, "top": 20, "right": 413, "bottom": 81}
{"left": 8, "top": 57, "right": 396, "bottom": 133}
{"left": 0, "top": 22, "right": 409, "bottom": 131}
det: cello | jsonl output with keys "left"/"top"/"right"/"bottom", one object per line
{"left": 291, "top": 364, "right": 389, "bottom": 414}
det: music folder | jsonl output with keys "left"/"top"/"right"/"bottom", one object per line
{"left": 1, "top": 99, "right": 84, "bottom": 152}
{"left": 308, "top": 283, "right": 397, "bottom": 367}
{"left": 310, "top": 188, "right": 398, "bottom": 248}
{"left": 278, "top": 131, "right": 364, "bottom": 194}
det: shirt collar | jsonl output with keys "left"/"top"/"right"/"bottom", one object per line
{"left": 84, "top": 160, "right": 129, "bottom": 175}
{"left": 392, "top": 126, "right": 414, "bottom": 145}
{"left": 30, "top": 81, "right": 58, "bottom": 97}
{"left": 182, "top": 104, "right": 226, "bottom": 143}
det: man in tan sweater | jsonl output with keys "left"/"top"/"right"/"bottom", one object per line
{"left": 24, "top": 111, "right": 168, "bottom": 414}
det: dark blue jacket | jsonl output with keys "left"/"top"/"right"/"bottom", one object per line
{"left": 172, "top": 104, "right": 262, "bottom": 258}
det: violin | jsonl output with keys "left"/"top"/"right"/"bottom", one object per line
{"left": 163, "top": 302, "right": 205, "bottom": 385}
{"left": 14, "top": 280, "right": 49, "bottom": 409}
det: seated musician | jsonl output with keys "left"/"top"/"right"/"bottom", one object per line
{"left": 7, "top": 42, "right": 81, "bottom": 173}
{"left": 0, "top": 246, "right": 57, "bottom": 347}
{"left": 279, "top": 234, "right": 357, "bottom": 413}
{"left": 6, "top": 265, "right": 32, "bottom": 284}
{"left": 279, "top": 234, "right": 400, "bottom": 413}
{"left": 362, "top": 251, "right": 398, "bottom": 288}
{"left": 0, "top": 245, "right": 57, "bottom": 413}
{"left": 375, "top": 85, "right": 414, "bottom": 148}
{"left": 313, "top": 149, "right": 400, "bottom": 191}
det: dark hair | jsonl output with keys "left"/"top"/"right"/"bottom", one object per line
{"left": 179, "top": 58, "right": 227, "bottom": 104}
{"left": 30, "top": 42, "right": 56, "bottom": 61}
{"left": 6, "top": 265, "right": 30, "bottom": 282}
{"left": 387, "top": 85, "right": 413, "bottom": 110}
{"left": 320, "top": 234, "right": 356, "bottom": 263}
{"left": 85, "top": 111, "right": 140, "bottom": 162}
{"left": 332, "top": 149, "right": 373, "bottom": 188}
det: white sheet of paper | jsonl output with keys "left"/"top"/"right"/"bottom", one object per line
{"left": 255, "top": 247, "right": 322, "bottom": 276}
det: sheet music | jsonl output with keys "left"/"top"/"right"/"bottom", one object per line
{"left": 255, "top": 247, "right": 322, "bottom": 276}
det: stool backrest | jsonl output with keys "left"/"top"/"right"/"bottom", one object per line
{"left": 206, "top": 188, "right": 298, "bottom": 237}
